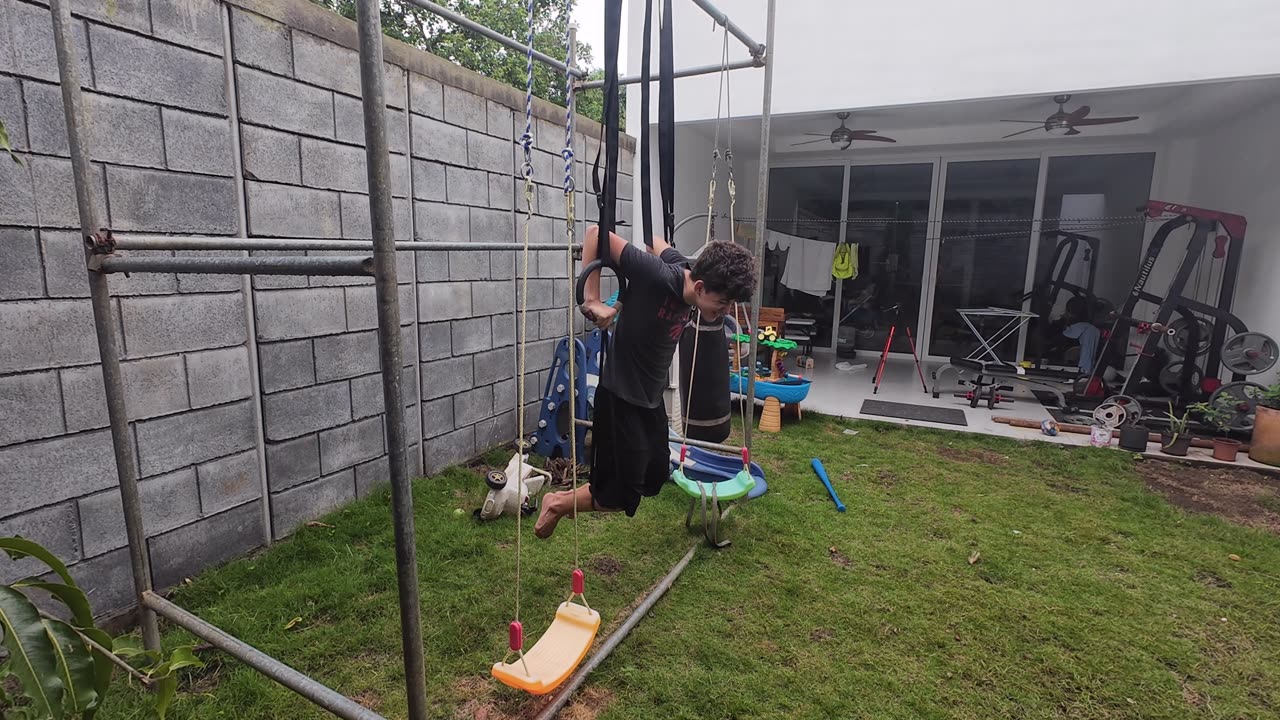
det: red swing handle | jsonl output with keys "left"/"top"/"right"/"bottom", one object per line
{"left": 572, "top": 568, "right": 585, "bottom": 595}
{"left": 679, "top": 445, "right": 688, "bottom": 464}
{"left": 741, "top": 447, "right": 750, "bottom": 469}
{"left": 508, "top": 621, "right": 523, "bottom": 652}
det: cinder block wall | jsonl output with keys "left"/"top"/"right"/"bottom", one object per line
{"left": 0, "top": 0, "right": 632, "bottom": 616}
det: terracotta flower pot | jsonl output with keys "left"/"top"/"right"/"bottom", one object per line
{"left": 1211, "top": 437, "right": 1241, "bottom": 462}
{"left": 1249, "top": 405, "right": 1280, "bottom": 467}
{"left": 1161, "top": 433, "right": 1191, "bottom": 457}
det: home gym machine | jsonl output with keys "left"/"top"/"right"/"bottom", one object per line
{"left": 1088, "top": 200, "right": 1277, "bottom": 434}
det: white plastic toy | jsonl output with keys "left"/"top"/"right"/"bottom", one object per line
{"left": 475, "top": 452, "right": 551, "bottom": 521}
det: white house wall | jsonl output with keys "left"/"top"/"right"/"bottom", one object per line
{"left": 625, "top": 0, "right": 1280, "bottom": 125}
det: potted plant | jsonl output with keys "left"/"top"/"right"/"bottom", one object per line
{"left": 1250, "top": 382, "right": 1280, "bottom": 467}
{"left": 1188, "top": 398, "right": 1241, "bottom": 462}
{"left": 1160, "top": 403, "right": 1193, "bottom": 457}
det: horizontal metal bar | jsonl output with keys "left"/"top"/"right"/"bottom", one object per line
{"left": 403, "top": 0, "right": 586, "bottom": 79}
{"left": 534, "top": 541, "right": 700, "bottom": 719}
{"left": 578, "top": 57, "right": 761, "bottom": 90}
{"left": 96, "top": 255, "right": 374, "bottom": 276}
{"left": 141, "top": 593, "right": 387, "bottom": 720}
{"left": 110, "top": 237, "right": 582, "bottom": 253}
{"left": 573, "top": 418, "right": 740, "bottom": 455}
{"left": 689, "top": 0, "right": 766, "bottom": 57}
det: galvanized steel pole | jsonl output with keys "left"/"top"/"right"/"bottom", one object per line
{"left": 96, "top": 255, "right": 376, "bottom": 276}
{"left": 48, "top": 0, "right": 161, "bottom": 651}
{"left": 688, "top": 0, "right": 766, "bottom": 57}
{"left": 404, "top": 0, "right": 586, "bottom": 78}
{"left": 743, "top": 0, "right": 776, "bottom": 455}
{"left": 577, "top": 58, "right": 761, "bottom": 90}
{"left": 354, "top": 2, "right": 429, "bottom": 718}
{"left": 110, "top": 237, "right": 582, "bottom": 253}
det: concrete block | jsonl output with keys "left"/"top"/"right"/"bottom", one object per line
{"left": 454, "top": 384, "right": 494, "bottom": 427}
{"left": 150, "top": 502, "right": 262, "bottom": 590}
{"left": 533, "top": 118, "right": 560, "bottom": 154}
{"left": 528, "top": 338, "right": 556, "bottom": 372}
{"left": 532, "top": 150, "right": 558, "bottom": 185}
{"left": 345, "top": 285, "right": 378, "bottom": 330}
{"left": 446, "top": 166, "right": 489, "bottom": 205}
{"left": 539, "top": 185, "right": 567, "bottom": 219}
{"left": 292, "top": 32, "right": 361, "bottom": 96}
{"left": 419, "top": 321, "right": 451, "bottom": 361}
{"left": 4, "top": 3, "right": 92, "bottom": 83}
{"left": 416, "top": 252, "right": 449, "bottom": 282}
{"left": 422, "top": 426, "right": 475, "bottom": 475}
{"left": 0, "top": 429, "right": 115, "bottom": 516}
{"left": 270, "top": 468, "right": 354, "bottom": 539}
{"left": 349, "top": 372, "right": 383, "bottom": 419}
{"left": 451, "top": 317, "right": 492, "bottom": 355}
{"left": 257, "top": 339, "right": 314, "bottom": 393}
{"left": 490, "top": 250, "right": 515, "bottom": 280}
{"left": 91, "top": 25, "right": 225, "bottom": 114}
{"left": 151, "top": 0, "right": 223, "bottom": 54}
{"left": 247, "top": 182, "right": 342, "bottom": 239}
{"left": 176, "top": 249, "right": 249, "bottom": 293}
{"left": 491, "top": 311, "right": 515, "bottom": 348}
{"left": 238, "top": 67, "right": 335, "bottom": 138}
{"left": 419, "top": 356, "right": 472, "bottom": 401}
{"left": 334, "top": 97, "right": 409, "bottom": 154}
{"left": 262, "top": 381, "right": 352, "bottom": 440}
{"left": 29, "top": 157, "right": 109, "bottom": 230}
{"left": 61, "top": 548, "right": 132, "bottom": 616}
{"left": 492, "top": 379, "right": 516, "bottom": 419}
{"left": 265, "top": 433, "right": 320, "bottom": 491}
{"left": 62, "top": 355, "right": 190, "bottom": 429}
{"left": 401, "top": 323, "right": 419, "bottom": 363}
{"left": 488, "top": 174, "right": 514, "bottom": 210}
{"left": 241, "top": 125, "right": 302, "bottom": 184}
{"left": 468, "top": 131, "right": 513, "bottom": 174}
{"left": 163, "top": 109, "right": 233, "bottom": 177}
{"left": 24, "top": 82, "right": 164, "bottom": 166}
{"left": 383, "top": 62, "right": 407, "bottom": 109}
{"left": 0, "top": 299, "right": 99, "bottom": 373}
{"left": 471, "top": 208, "right": 515, "bottom": 244}
{"left": 197, "top": 450, "right": 261, "bottom": 515}
{"left": 476, "top": 279, "right": 518, "bottom": 317}
{"left": 447, "top": 250, "right": 489, "bottom": 281}
{"left": 90, "top": 249, "right": 179, "bottom": 297}
{"left": 522, "top": 370, "right": 543, "bottom": 403}
{"left": 338, "top": 192, "right": 373, "bottom": 240}
{"left": 443, "top": 85, "right": 486, "bottom": 131}
{"left": 186, "top": 346, "right": 253, "bottom": 408}
{"left": 120, "top": 293, "right": 246, "bottom": 357}
{"left": 486, "top": 101, "right": 514, "bottom": 140}
{"left": 0, "top": 157, "right": 35, "bottom": 226}
{"left": 536, "top": 250, "right": 569, "bottom": 279}
{"left": 319, "top": 415, "right": 384, "bottom": 474}
{"left": 420, "top": 396, "right": 452, "bottom": 439}
{"left": 539, "top": 308, "right": 568, "bottom": 340}
{"left": 0, "top": 504, "right": 79, "bottom": 585}
{"left": 473, "top": 348, "right": 514, "bottom": 386}
{"left": 391, "top": 154, "right": 412, "bottom": 198}
{"left": 409, "top": 73, "right": 443, "bottom": 118}
{"left": 0, "top": 370, "right": 64, "bottom": 446}
{"left": 231, "top": 8, "right": 293, "bottom": 75}
{"left": 413, "top": 201, "right": 469, "bottom": 243}
{"left": 518, "top": 279, "right": 555, "bottom": 311}
{"left": 354, "top": 455, "right": 390, "bottom": 497}
{"left": 0, "top": 228, "right": 42, "bottom": 300}
{"left": 314, "top": 330, "right": 379, "bottom": 382}
{"left": 417, "top": 281, "right": 470, "bottom": 322}
{"left": 78, "top": 468, "right": 201, "bottom": 558}
{"left": 412, "top": 160, "right": 446, "bottom": 201}
{"left": 136, "top": 400, "right": 256, "bottom": 477}
{"left": 301, "top": 138, "right": 368, "bottom": 193}
{"left": 475, "top": 410, "right": 516, "bottom": 450}
{"left": 106, "top": 167, "right": 237, "bottom": 233}
{"left": 0, "top": 78, "right": 25, "bottom": 153}
{"left": 410, "top": 115, "right": 467, "bottom": 165}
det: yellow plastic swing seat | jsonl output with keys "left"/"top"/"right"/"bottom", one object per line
{"left": 491, "top": 602, "right": 601, "bottom": 695}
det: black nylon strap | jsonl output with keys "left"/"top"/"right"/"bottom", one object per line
{"left": 658, "top": 0, "right": 676, "bottom": 244}
{"left": 638, "top": 0, "right": 654, "bottom": 248}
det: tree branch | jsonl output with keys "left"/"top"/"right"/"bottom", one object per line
{"left": 36, "top": 609, "right": 154, "bottom": 688}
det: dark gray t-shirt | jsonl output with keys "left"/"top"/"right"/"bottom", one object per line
{"left": 600, "top": 244, "right": 690, "bottom": 409}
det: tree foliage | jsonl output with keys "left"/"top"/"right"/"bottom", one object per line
{"left": 310, "top": 0, "right": 623, "bottom": 126}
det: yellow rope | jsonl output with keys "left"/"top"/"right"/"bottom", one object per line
{"left": 515, "top": 176, "right": 534, "bottom": 625}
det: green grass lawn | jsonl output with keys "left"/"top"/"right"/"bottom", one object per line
{"left": 100, "top": 416, "right": 1280, "bottom": 719}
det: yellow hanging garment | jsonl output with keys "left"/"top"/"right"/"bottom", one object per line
{"left": 832, "top": 242, "right": 857, "bottom": 280}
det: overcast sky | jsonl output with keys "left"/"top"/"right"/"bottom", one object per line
{"left": 572, "top": 2, "right": 627, "bottom": 72}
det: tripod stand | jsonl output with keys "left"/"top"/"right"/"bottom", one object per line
{"left": 872, "top": 304, "right": 928, "bottom": 395}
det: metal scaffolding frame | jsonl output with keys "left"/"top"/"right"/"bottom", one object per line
{"left": 44, "top": 0, "right": 775, "bottom": 716}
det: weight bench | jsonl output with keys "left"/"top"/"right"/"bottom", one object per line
{"left": 932, "top": 358, "right": 1077, "bottom": 411}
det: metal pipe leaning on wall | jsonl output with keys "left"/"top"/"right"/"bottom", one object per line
{"left": 93, "top": 255, "right": 377, "bottom": 276}
{"left": 109, "top": 237, "right": 583, "bottom": 253}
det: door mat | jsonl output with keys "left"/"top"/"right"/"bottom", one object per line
{"left": 860, "top": 399, "right": 968, "bottom": 426}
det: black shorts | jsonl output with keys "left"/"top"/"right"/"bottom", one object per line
{"left": 589, "top": 385, "right": 670, "bottom": 517}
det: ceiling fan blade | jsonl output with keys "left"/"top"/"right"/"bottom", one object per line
{"left": 1002, "top": 126, "right": 1043, "bottom": 139}
{"left": 840, "top": 141, "right": 853, "bottom": 151}
{"left": 1065, "top": 128, "right": 1081, "bottom": 136}
{"left": 1000, "top": 119, "right": 1046, "bottom": 124}
{"left": 790, "top": 138, "right": 833, "bottom": 146}
{"left": 802, "top": 132, "right": 832, "bottom": 137}
{"left": 1072, "top": 116, "right": 1139, "bottom": 126}
{"left": 847, "top": 129, "right": 880, "bottom": 136}
{"left": 855, "top": 134, "right": 897, "bottom": 143}
{"left": 1067, "top": 105, "right": 1091, "bottom": 122}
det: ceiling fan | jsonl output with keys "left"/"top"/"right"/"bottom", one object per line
{"left": 791, "top": 112, "right": 897, "bottom": 150}
{"left": 1001, "top": 94, "right": 1139, "bottom": 139}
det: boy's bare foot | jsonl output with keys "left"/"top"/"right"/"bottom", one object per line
{"left": 534, "top": 491, "right": 567, "bottom": 539}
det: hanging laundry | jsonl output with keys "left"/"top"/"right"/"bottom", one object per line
{"left": 777, "top": 233, "right": 837, "bottom": 297}
{"left": 764, "top": 229, "right": 794, "bottom": 251}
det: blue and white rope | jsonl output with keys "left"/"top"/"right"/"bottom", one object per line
{"left": 519, "top": 0, "right": 536, "bottom": 178}
{"left": 562, "top": 26, "right": 576, "bottom": 195}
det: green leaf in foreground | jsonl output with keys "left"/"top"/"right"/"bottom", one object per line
{"left": 0, "top": 586, "right": 65, "bottom": 718}
{"left": 44, "top": 618, "right": 98, "bottom": 714}
{"left": 0, "top": 538, "right": 76, "bottom": 586}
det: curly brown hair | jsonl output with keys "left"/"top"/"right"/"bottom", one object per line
{"left": 690, "top": 240, "right": 756, "bottom": 302}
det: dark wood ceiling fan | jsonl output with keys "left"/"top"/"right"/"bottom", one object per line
{"left": 1001, "top": 94, "right": 1139, "bottom": 139}
{"left": 792, "top": 112, "right": 897, "bottom": 150}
